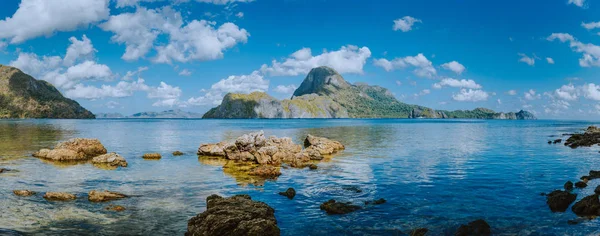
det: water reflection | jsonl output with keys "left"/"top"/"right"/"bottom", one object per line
{"left": 0, "top": 121, "right": 69, "bottom": 159}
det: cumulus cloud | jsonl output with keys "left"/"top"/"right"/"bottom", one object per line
{"left": 452, "top": 89, "right": 489, "bottom": 102}
{"left": 186, "top": 71, "right": 269, "bottom": 106}
{"left": 179, "top": 69, "right": 192, "bottom": 76}
{"left": 273, "top": 84, "right": 297, "bottom": 94}
{"left": 582, "top": 83, "right": 600, "bottom": 101}
{"left": 260, "top": 45, "right": 372, "bottom": 76}
{"left": 116, "top": 0, "right": 254, "bottom": 8}
{"left": 441, "top": 61, "right": 465, "bottom": 74}
{"left": 236, "top": 12, "right": 244, "bottom": 18}
{"left": 554, "top": 84, "right": 578, "bottom": 101}
{"left": 547, "top": 33, "right": 600, "bottom": 67}
{"left": 518, "top": 53, "right": 535, "bottom": 66}
{"left": 373, "top": 53, "right": 436, "bottom": 78}
{"left": 582, "top": 21, "right": 600, "bottom": 30}
{"left": 432, "top": 78, "right": 481, "bottom": 89}
{"left": 524, "top": 89, "right": 541, "bottom": 100}
{"left": 100, "top": 7, "right": 249, "bottom": 62}
{"left": 568, "top": 0, "right": 586, "bottom": 8}
{"left": 65, "top": 78, "right": 150, "bottom": 99}
{"left": 507, "top": 90, "right": 517, "bottom": 95}
{"left": 0, "top": 0, "right": 110, "bottom": 44}
{"left": 546, "top": 57, "right": 555, "bottom": 64}
{"left": 393, "top": 16, "right": 422, "bottom": 32}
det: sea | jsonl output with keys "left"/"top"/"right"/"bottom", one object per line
{"left": 0, "top": 119, "right": 599, "bottom": 235}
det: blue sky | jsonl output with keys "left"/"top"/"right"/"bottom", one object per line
{"left": 0, "top": 0, "right": 600, "bottom": 119}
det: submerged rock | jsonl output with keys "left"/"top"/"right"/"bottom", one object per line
{"left": 304, "top": 134, "right": 345, "bottom": 156}
{"left": 572, "top": 194, "right": 600, "bottom": 217}
{"left": 13, "top": 190, "right": 36, "bottom": 197}
{"left": 44, "top": 192, "right": 76, "bottom": 201}
{"left": 92, "top": 152, "right": 128, "bottom": 168}
{"left": 553, "top": 139, "right": 562, "bottom": 144}
{"left": 172, "top": 151, "right": 184, "bottom": 156}
{"left": 320, "top": 199, "right": 361, "bottom": 215}
{"left": 546, "top": 190, "right": 577, "bottom": 212}
{"left": 564, "top": 126, "right": 600, "bottom": 148}
{"left": 186, "top": 194, "right": 280, "bottom": 236}
{"left": 33, "top": 138, "right": 107, "bottom": 161}
{"left": 455, "top": 219, "right": 491, "bottom": 236}
{"left": 342, "top": 186, "right": 363, "bottom": 193}
{"left": 308, "top": 164, "right": 318, "bottom": 170}
{"left": 565, "top": 181, "right": 574, "bottom": 191}
{"left": 278, "top": 188, "right": 296, "bottom": 199}
{"left": 105, "top": 204, "right": 126, "bottom": 212}
{"left": 410, "top": 228, "right": 428, "bottom": 236}
{"left": 88, "top": 190, "right": 128, "bottom": 202}
{"left": 365, "top": 198, "right": 386, "bottom": 205}
{"left": 142, "top": 153, "right": 162, "bottom": 160}
{"left": 248, "top": 166, "right": 281, "bottom": 178}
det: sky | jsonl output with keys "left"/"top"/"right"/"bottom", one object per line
{"left": 0, "top": 0, "right": 600, "bottom": 119}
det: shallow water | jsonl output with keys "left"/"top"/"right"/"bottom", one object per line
{"left": 1, "top": 119, "right": 599, "bottom": 235}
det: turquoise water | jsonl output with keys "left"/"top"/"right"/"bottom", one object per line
{"left": 0, "top": 119, "right": 599, "bottom": 235}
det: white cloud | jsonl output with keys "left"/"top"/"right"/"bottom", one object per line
{"left": 63, "top": 35, "right": 95, "bottom": 66}
{"left": 582, "top": 21, "right": 600, "bottom": 30}
{"left": 260, "top": 45, "right": 372, "bottom": 76}
{"left": 122, "top": 66, "right": 149, "bottom": 81}
{"left": 507, "top": 90, "right": 517, "bottom": 95}
{"left": 0, "top": 41, "right": 7, "bottom": 52}
{"left": 518, "top": 53, "right": 535, "bottom": 66}
{"left": 148, "top": 82, "right": 182, "bottom": 100}
{"left": 554, "top": 84, "right": 578, "bottom": 101}
{"left": 393, "top": 16, "right": 422, "bottom": 32}
{"left": 116, "top": 0, "right": 254, "bottom": 7}
{"left": 65, "top": 78, "right": 150, "bottom": 99}
{"left": 497, "top": 99, "right": 502, "bottom": 105}
{"left": 414, "top": 89, "right": 430, "bottom": 97}
{"left": 568, "top": 0, "right": 586, "bottom": 8}
{"left": 236, "top": 12, "right": 244, "bottom": 18}
{"left": 452, "top": 89, "right": 489, "bottom": 102}
{"left": 546, "top": 57, "right": 555, "bottom": 64}
{"left": 179, "top": 69, "right": 192, "bottom": 76}
{"left": 524, "top": 89, "right": 541, "bottom": 100}
{"left": 106, "top": 101, "right": 120, "bottom": 109}
{"left": 100, "top": 7, "right": 249, "bottom": 62}
{"left": 582, "top": 83, "right": 600, "bottom": 101}
{"left": 273, "top": 84, "right": 297, "bottom": 94}
{"left": 0, "top": 0, "right": 110, "bottom": 44}
{"left": 433, "top": 78, "right": 481, "bottom": 89}
{"left": 395, "top": 80, "right": 402, "bottom": 86}
{"left": 548, "top": 33, "right": 600, "bottom": 67}
{"left": 441, "top": 61, "right": 465, "bottom": 74}
{"left": 186, "top": 71, "right": 269, "bottom": 105}
{"left": 373, "top": 53, "right": 436, "bottom": 78}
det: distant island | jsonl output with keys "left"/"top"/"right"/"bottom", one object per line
{"left": 203, "top": 66, "right": 536, "bottom": 120}
{"left": 0, "top": 64, "right": 94, "bottom": 119}
{"left": 96, "top": 109, "right": 204, "bottom": 119}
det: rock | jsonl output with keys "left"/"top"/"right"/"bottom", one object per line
{"left": 565, "top": 181, "right": 574, "bottom": 191}
{"left": 13, "top": 190, "right": 36, "bottom": 197}
{"left": 365, "top": 198, "right": 386, "bottom": 205}
{"left": 595, "top": 186, "right": 600, "bottom": 195}
{"left": 589, "top": 170, "right": 600, "bottom": 180}
{"left": 0, "top": 168, "right": 5, "bottom": 173}
{"left": 564, "top": 127, "right": 600, "bottom": 148}
{"left": 410, "top": 228, "right": 428, "bottom": 236}
{"left": 308, "top": 164, "right": 318, "bottom": 170}
{"left": 172, "top": 151, "right": 184, "bottom": 156}
{"left": 33, "top": 138, "right": 107, "bottom": 161}
{"left": 575, "top": 181, "right": 588, "bottom": 188}
{"left": 185, "top": 194, "right": 280, "bottom": 236}
{"left": 567, "top": 218, "right": 584, "bottom": 225}
{"left": 343, "top": 186, "right": 362, "bottom": 193}
{"left": 455, "top": 219, "right": 491, "bottom": 236}
{"left": 572, "top": 194, "right": 600, "bottom": 217}
{"left": 547, "top": 141, "right": 552, "bottom": 144}
{"left": 44, "top": 192, "right": 76, "bottom": 201}
{"left": 105, "top": 204, "right": 126, "bottom": 212}
{"left": 546, "top": 190, "right": 577, "bottom": 212}
{"left": 142, "top": 153, "right": 162, "bottom": 160}
{"left": 88, "top": 190, "right": 128, "bottom": 202}
{"left": 197, "top": 141, "right": 230, "bottom": 157}
{"left": 553, "top": 139, "right": 562, "bottom": 144}
{"left": 278, "top": 188, "right": 296, "bottom": 199}
{"left": 320, "top": 199, "right": 361, "bottom": 215}
{"left": 248, "top": 166, "right": 281, "bottom": 178}
{"left": 92, "top": 152, "right": 128, "bottom": 168}
{"left": 304, "top": 134, "right": 345, "bottom": 156}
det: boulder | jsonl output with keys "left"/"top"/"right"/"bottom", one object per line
{"left": 595, "top": 185, "right": 600, "bottom": 195}
{"left": 105, "top": 204, "right": 126, "bottom": 212}
{"left": 564, "top": 181, "right": 574, "bottom": 191}
{"left": 197, "top": 141, "right": 230, "bottom": 157}
{"left": 553, "top": 139, "right": 562, "bottom": 144}
{"left": 320, "top": 199, "right": 361, "bottom": 215}
{"left": 248, "top": 166, "right": 281, "bottom": 178}
{"left": 304, "top": 134, "right": 345, "bottom": 156}
{"left": 33, "top": 138, "right": 107, "bottom": 161}
{"left": 88, "top": 190, "right": 128, "bottom": 202}
{"left": 455, "top": 219, "right": 491, "bottom": 236}
{"left": 185, "top": 194, "right": 280, "bottom": 236}
{"left": 575, "top": 181, "right": 588, "bottom": 188}
{"left": 142, "top": 153, "right": 162, "bottom": 160}
{"left": 308, "top": 164, "right": 318, "bottom": 170}
{"left": 589, "top": 170, "right": 600, "bottom": 180}
{"left": 173, "top": 151, "right": 184, "bottom": 156}
{"left": 410, "top": 228, "right": 428, "bottom": 236}
{"left": 564, "top": 127, "right": 600, "bottom": 148}
{"left": 44, "top": 192, "right": 76, "bottom": 201}
{"left": 92, "top": 152, "right": 128, "bottom": 168}
{"left": 572, "top": 194, "right": 600, "bottom": 217}
{"left": 278, "top": 188, "right": 296, "bottom": 199}
{"left": 546, "top": 190, "right": 577, "bottom": 212}
{"left": 13, "top": 190, "right": 36, "bottom": 197}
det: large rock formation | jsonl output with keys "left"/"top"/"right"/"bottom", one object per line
{"left": 186, "top": 194, "right": 280, "bottom": 236}
{"left": 33, "top": 138, "right": 108, "bottom": 161}
{"left": 203, "top": 66, "right": 536, "bottom": 119}
{"left": 565, "top": 126, "right": 600, "bottom": 148}
{"left": 0, "top": 64, "right": 94, "bottom": 119}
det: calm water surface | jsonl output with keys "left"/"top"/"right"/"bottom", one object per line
{"left": 1, "top": 119, "right": 600, "bottom": 235}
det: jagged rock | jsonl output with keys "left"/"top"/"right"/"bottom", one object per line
{"left": 308, "top": 164, "right": 318, "bottom": 170}
{"left": 88, "top": 190, "right": 128, "bottom": 202}
{"left": 553, "top": 139, "right": 562, "bottom": 144}
{"left": 588, "top": 170, "right": 600, "bottom": 180}
{"left": 248, "top": 166, "right": 281, "bottom": 177}
{"left": 92, "top": 152, "right": 128, "bottom": 168}
{"left": 575, "top": 181, "right": 588, "bottom": 188}
{"left": 43, "top": 192, "right": 76, "bottom": 201}
{"left": 105, "top": 204, "right": 126, "bottom": 212}
{"left": 33, "top": 138, "right": 107, "bottom": 161}
{"left": 172, "top": 151, "right": 184, "bottom": 156}
{"left": 572, "top": 194, "right": 600, "bottom": 217}
{"left": 142, "top": 153, "right": 162, "bottom": 160}
{"left": 455, "top": 219, "right": 491, "bottom": 236}
{"left": 410, "top": 228, "right": 428, "bottom": 236}
{"left": 197, "top": 141, "right": 230, "bottom": 157}
{"left": 565, "top": 126, "right": 600, "bottom": 148}
{"left": 185, "top": 194, "right": 280, "bottom": 236}
{"left": 320, "top": 199, "right": 361, "bottom": 215}
{"left": 13, "top": 190, "right": 36, "bottom": 197}
{"left": 546, "top": 190, "right": 577, "bottom": 212}
{"left": 278, "top": 188, "right": 296, "bottom": 199}
{"left": 304, "top": 134, "right": 345, "bottom": 156}
{"left": 565, "top": 181, "right": 574, "bottom": 191}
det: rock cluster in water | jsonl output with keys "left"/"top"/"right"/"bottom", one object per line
{"left": 564, "top": 126, "right": 600, "bottom": 148}
{"left": 455, "top": 219, "right": 491, "bottom": 236}
{"left": 319, "top": 199, "right": 361, "bottom": 215}
{"left": 32, "top": 138, "right": 128, "bottom": 169}
{"left": 186, "top": 194, "right": 280, "bottom": 236}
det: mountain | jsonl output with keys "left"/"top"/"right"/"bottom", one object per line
{"left": 95, "top": 110, "right": 204, "bottom": 119}
{"left": 0, "top": 64, "right": 94, "bottom": 119}
{"left": 204, "top": 66, "right": 537, "bottom": 120}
